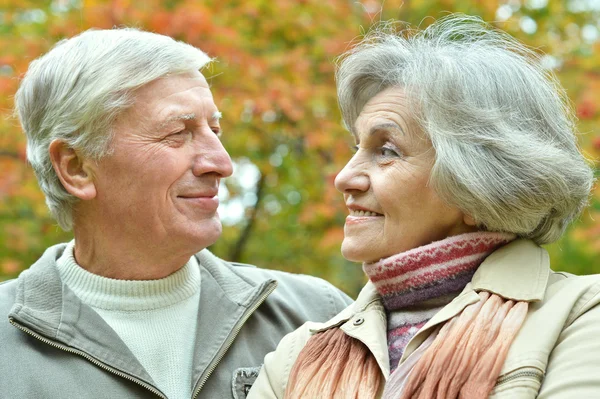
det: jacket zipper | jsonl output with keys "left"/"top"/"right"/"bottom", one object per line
{"left": 494, "top": 367, "right": 544, "bottom": 388}
{"left": 9, "top": 318, "right": 166, "bottom": 398}
{"left": 192, "top": 281, "right": 277, "bottom": 399}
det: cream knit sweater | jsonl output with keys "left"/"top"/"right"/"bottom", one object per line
{"left": 57, "top": 240, "right": 201, "bottom": 399}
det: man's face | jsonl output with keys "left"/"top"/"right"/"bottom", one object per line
{"left": 87, "top": 71, "right": 233, "bottom": 253}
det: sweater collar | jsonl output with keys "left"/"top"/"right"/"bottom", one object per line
{"left": 363, "top": 232, "right": 515, "bottom": 310}
{"left": 56, "top": 240, "right": 201, "bottom": 311}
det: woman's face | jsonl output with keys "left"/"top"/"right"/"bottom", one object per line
{"left": 334, "top": 87, "right": 476, "bottom": 263}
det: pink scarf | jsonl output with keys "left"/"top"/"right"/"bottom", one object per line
{"left": 384, "top": 291, "right": 528, "bottom": 398}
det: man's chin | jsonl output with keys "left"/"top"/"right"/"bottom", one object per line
{"left": 186, "top": 219, "right": 223, "bottom": 249}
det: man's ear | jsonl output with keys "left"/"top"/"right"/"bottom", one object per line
{"left": 49, "top": 139, "right": 97, "bottom": 200}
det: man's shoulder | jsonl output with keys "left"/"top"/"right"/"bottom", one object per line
{"left": 198, "top": 250, "right": 353, "bottom": 321}
{"left": 0, "top": 278, "right": 17, "bottom": 312}
{"left": 247, "top": 265, "right": 354, "bottom": 325}
{"left": 231, "top": 260, "right": 337, "bottom": 290}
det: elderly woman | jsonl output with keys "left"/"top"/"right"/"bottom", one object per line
{"left": 248, "top": 14, "right": 599, "bottom": 399}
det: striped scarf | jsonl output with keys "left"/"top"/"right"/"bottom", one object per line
{"left": 363, "top": 232, "right": 515, "bottom": 371}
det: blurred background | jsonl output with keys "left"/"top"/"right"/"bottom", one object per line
{"left": 1, "top": 0, "right": 599, "bottom": 297}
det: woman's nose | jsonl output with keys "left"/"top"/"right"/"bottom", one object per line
{"left": 334, "top": 154, "right": 369, "bottom": 194}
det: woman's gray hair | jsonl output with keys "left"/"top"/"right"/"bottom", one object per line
{"left": 336, "top": 14, "right": 595, "bottom": 245}
{"left": 15, "top": 28, "right": 211, "bottom": 231}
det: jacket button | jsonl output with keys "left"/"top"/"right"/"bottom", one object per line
{"left": 353, "top": 317, "right": 364, "bottom": 326}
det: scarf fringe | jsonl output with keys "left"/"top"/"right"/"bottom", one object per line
{"left": 389, "top": 292, "right": 529, "bottom": 399}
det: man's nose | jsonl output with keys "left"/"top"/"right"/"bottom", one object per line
{"left": 192, "top": 131, "right": 233, "bottom": 178}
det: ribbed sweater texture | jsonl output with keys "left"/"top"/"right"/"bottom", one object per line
{"left": 56, "top": 240, "right": 201, "bottom": 399}
{"left": 363, "top": 232, "right": 515, "bottom": 371}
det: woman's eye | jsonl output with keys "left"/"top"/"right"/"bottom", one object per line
{"left": 379, "top": 146, "right": 400, "bottom": 157}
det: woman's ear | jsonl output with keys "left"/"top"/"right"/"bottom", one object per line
{"left": 463, "top": 214, "right": 477, "bottom": 227}
{"left": 49, "top": 139, "right": 97, "bottom": 200}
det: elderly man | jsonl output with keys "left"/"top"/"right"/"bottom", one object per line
{"left": 0, "top": 29, "right": 351, "bottom": 398}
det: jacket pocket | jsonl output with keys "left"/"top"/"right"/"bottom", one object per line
{"left": 489, "top": 366, "right": 544, "bottom": 398}
{"left": 232, "top": 366, "right": 262, "bottom": 399}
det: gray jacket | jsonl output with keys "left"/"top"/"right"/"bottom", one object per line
{"left": 0, "top": 244, "right": 352, "bottom": 398}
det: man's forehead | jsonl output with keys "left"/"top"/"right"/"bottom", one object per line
{"left": 135, "top": 70, "right": 211, "bottom": 97}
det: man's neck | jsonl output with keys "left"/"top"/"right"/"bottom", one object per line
{"left": 72, "top": 226, "right": 198, "bottom": 281}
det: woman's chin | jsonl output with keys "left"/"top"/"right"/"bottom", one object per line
{"left": 340, "top": 242, "right": 373, "bottom": 263}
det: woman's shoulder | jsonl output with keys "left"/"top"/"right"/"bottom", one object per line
{"left": 247, "top": 286, "right": 379, "bottom": 399}
{"left": 247, "top": 314, "right": 355, "bottom": 399}
{"left": 543, "top": 269, "right": 600, "bottom": 315}
{"left": 268, "top": 292, "right": 370, "bottom": 361}
{"left": 546, "top": 269, "right": 600, "bottom": 296}
{"left": 499, "top": 270, "right": 600, "bottom": 397}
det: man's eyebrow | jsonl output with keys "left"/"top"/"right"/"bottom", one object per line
{"left": 211, "top": 111, "right": 222, "bottom": 121}
{"left": 369, "top": 122, "right": 405, "bottom": 136}
{"left": 159, "top": 113, "right": 196, "bottom": 129}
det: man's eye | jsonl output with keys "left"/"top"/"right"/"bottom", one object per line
{"left": 212, "top": 127, "right": 222, "bottom": 137}
{"left": 164, "top": 130, "right": 191, "bottom": 145}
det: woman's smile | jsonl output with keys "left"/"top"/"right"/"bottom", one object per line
{"left": 345, "top": 205, "right": 384, "bottom": 225}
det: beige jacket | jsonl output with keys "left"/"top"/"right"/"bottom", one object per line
{"left": 248, "top": 240, "right": 600, "bottom": 398}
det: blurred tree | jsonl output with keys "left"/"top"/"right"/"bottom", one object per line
{"left": 0, "top": 0, "right": 598, "bottom": 296}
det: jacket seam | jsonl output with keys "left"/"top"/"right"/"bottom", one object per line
{"left": 55, "top": 282, "right": 66, "bottom": 339}
{"left": 230, "top": 262, "right": 257, "bottom": 269}
{"left": 282, "top": 332, "right": 299, "bottom": 394}
{"left": 566, "top": 280, "right": 600, "bottom": 326}
{"left": 321, "top": 279, "right": 337, "bottom": 318}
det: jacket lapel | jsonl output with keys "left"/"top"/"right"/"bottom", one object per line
{"left": 190, "top": 250, "right": 277, "bottom": 395}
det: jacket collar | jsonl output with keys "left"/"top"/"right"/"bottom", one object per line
{"left": 471, "top": 238, "right": 549, "bottom": 301}
{"left": 8, "top": 244, "right": 156, "bottom": 385}
{"left": 315, "top": 238, "right": 549, "bottom": 329}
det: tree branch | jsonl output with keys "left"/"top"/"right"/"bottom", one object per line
{"left": 229, "top": 174, "right": 266, "bottom": 262}
{"left": 0, "top": 150, "right": 21, "bottom": 160}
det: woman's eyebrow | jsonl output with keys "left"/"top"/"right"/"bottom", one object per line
{"left": 369, "top": 122, "right": 405, "bottom": 136}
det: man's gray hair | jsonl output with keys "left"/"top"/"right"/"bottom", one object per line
{"left": 336, "top": 14, "right": 595, "bottom": 245}
{"left": 15, "top": 28, "right": 211, "bottom": 231}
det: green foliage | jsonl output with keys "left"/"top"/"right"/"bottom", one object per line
{"left": 1, "top": 0, "right": 599, "bottom": 297}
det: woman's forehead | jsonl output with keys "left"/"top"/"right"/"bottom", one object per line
{"left": 355, "top": 89, "right": 414, "bottom": 135}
